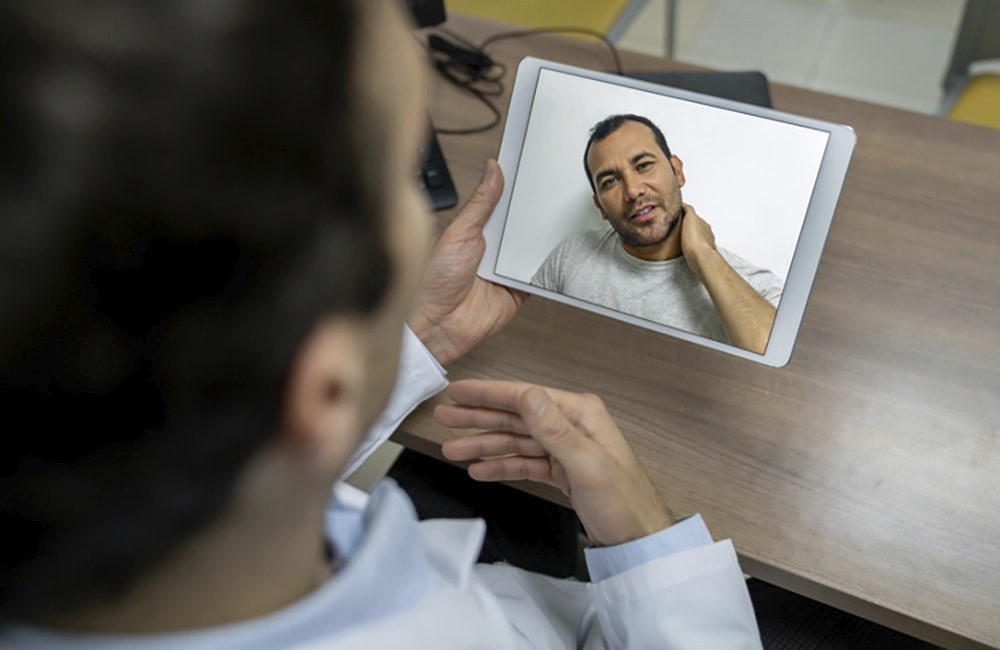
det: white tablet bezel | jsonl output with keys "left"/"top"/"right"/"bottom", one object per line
{"left": 478, "top": 57, "right": 856, "bottom": 367}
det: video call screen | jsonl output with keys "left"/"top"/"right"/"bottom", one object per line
{"left": 493, "top": 68, "right": 830, "bottom": 347}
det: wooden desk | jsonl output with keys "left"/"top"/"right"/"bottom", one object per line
{"left": 398, "top": 14, "right": 1000, "bottom": 649}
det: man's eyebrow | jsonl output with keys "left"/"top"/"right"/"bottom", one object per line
{"left": 630, "top": 150, "right": 657, "bottom": 165}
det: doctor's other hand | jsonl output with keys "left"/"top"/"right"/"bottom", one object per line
{"left": 436, "top": 379, "right": 674, "bottom": 548}
{"left": 409, "top": 160, "right": 528, "bottom": 366}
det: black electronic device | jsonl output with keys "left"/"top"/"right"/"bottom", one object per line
{"left": 406, "top": 0, "right": 458, "bottom": 210}
{"left": 479, "top": 57, "right": 856, "bottom": 367}
{"left": 406, "top": 0, "right": 446, "bottom": 27}
{"left": 418, "top": 123, "right": 458, "bottom": 210}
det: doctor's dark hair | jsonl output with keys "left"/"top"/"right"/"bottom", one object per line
{"left": 0, "top": 0, "right": 391, "bottom": 623}
{"left": 583, "top": 114, "right": 673, "bottom": 193}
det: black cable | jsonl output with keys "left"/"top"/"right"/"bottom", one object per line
{"left": 426, "top": 30, "right": 506, "bottom": 134}
{"left": 479, "top": 26, "right": 623, "bottom": 76}
{"left": 425, "top": 25, "right": 624, "bottom": 136}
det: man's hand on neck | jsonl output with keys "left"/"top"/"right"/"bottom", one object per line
{"left": 677, "top": 203, "right": 719, "bottom": 278}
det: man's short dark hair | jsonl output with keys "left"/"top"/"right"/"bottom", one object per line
{"left": 583, "top": 114, "right": 673, "bottom": 193}
{"left": 0, "top": 0, "right": 390, "bottom": 623}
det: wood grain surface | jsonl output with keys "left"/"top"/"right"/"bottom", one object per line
{"left": 398, "top": 14, "right": 1000, "bottom": 649}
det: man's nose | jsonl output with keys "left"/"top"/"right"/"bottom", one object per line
{"left": 622, "top": 173, "right": 645, "bottom": 200}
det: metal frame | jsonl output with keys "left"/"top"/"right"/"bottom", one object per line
{"left": 605, "top": 0, "right": 678, "bottom": 59}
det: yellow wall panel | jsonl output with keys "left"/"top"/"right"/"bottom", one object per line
{"left": 446, "top": 0, "right": 630, "bottom": 32}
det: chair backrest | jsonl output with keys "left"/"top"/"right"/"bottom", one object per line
{"left": 943, "top": 0, "right": 1000, "bottom": 94}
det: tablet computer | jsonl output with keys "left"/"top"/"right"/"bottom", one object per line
{"left": 478, "top": 57, "right": 856, "bottom": 367}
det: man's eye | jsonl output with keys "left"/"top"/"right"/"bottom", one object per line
{"left": 600, "top": 177, "right": 618, "bottom": 190}
{"left": 637, "top": 161, "right": 653, "bottom": 171}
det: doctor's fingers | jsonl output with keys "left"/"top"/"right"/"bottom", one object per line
{"left": 465, "top": 455, "right": 570, "bottom": 494}
{"left": 439, "top": 384, "right": 602, "bottom": 474}
{"left": 435, "top": 403, "right": 529, "bottom": 435}
{"left": 444, "top": 379, "right": 612, "bottom": 431}
{"left": 442, "top": 431, "right": 547, "bottom": 462}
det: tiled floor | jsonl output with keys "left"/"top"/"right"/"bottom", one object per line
{"left": 617, "top": 0, "right": 965, "bottom": 114}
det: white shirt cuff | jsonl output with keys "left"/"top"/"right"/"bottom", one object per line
{"left": 585, "top": 514, "right": 714, "bottom": 582}
{"left": 340, "top": 325, "right": 448, "bottom": 478}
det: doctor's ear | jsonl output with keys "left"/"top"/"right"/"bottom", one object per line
{"left": 281, "top": 317, "right": 369, "bottom": 472}
{"left": 592, "top": 194, "right": 608, "bottom": 220}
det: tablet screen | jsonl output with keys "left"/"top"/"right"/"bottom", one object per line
{"left": 480, "top": 59, "right": 854, "bottom": 367}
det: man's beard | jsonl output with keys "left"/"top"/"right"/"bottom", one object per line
{"left": 610, "top": 200, "right": 683, "bottom": 249}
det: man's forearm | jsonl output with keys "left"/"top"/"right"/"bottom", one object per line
{"left": 687, "top": 248, "right": 776, "bottom": 354}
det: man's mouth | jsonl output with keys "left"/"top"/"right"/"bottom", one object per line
{"left": 630, "top": 205, "right": 657, "bottom": 222}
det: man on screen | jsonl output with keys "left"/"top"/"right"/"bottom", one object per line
{"left": 532, "top": 114, "right": 783, "bottom": 354}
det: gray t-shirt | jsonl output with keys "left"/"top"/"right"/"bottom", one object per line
{"left": 531, "top": 227, "right": 783, "bottom": 344}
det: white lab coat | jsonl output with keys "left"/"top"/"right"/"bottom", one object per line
{"left": 298, "top": 483, "right": 761, "bottom": 649}
{"left": 1, "top": 329, "right": 762, "bottom": 649}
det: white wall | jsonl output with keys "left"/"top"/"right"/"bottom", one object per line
{"left": 495, "top": 69, "right": 829, "bottom": 284}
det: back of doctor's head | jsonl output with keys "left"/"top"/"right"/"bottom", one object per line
{"left": 0, "top": 0, "right": 392, "bottom": 623}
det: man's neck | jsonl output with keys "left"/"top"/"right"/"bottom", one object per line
{"left": 49, "top": 445, "right": 335, "bottom": 635}
{"left": 621, "top": 230, "right": 683, "bottom": 262}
